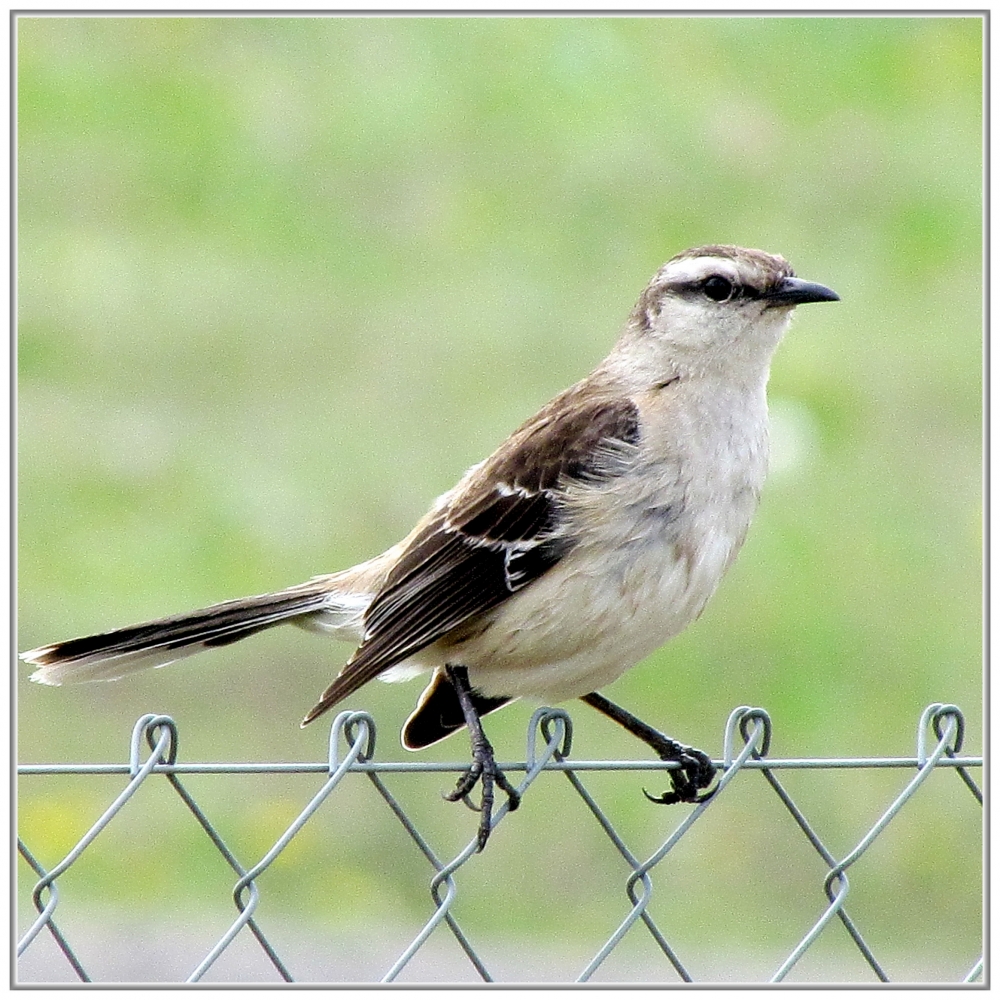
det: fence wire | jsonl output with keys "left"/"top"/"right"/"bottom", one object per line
{"left": 17, "top": 703, "right": 982, "bottom": 985}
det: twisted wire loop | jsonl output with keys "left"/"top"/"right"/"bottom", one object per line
{"left": 16, "top": 840, "right": 89, "bottom": 981}
{"left": 574, "top": 706, "right": 768, "bottom": 983}
{"left": 18, "top": 714, "right": 176, "bottom": 960}
{"left": 189, "top": 711, "right": 376, "bottom": 982}
{"left": 771, "top": 704, "right": 982, "bottom": 983}
{"left": 379, "top": 707, "right": 573, "bottom": 983}
{"left": 17, "top": 703, "right": 982, "bottom": 984}
{"left": 150, "top": 760, "right": 294, "bottom": 982}
{"left": 727, "top": 710, "right": 889, "bottom": 980}
{"left": 919, "top": 703, "right": 982, "bottom": 804}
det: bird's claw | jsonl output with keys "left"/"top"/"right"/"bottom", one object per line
{"left": 445, "top": 753, "right": 521, "bottom": 851}
{"left": 643, "top": 744, "right": 717, "bottom": 806}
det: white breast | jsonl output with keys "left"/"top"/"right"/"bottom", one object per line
{"left": 455, "top": 380, "right": 770, "bottom": 702}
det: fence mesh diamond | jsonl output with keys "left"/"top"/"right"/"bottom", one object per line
{"left": 17, "top": 703, "right": 982, "bottom": 985}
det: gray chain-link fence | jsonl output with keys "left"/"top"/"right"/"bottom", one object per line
{"left": 17, "top": 703, "right": 982, "bottom": 985}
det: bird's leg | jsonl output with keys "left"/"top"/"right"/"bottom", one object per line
{"left": 581, "top": 691, "right": 717, "bottom": 804}
{"left": 443, "top": 664, "right": 520, "bottom": 851}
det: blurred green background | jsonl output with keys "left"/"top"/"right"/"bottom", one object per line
{"left": 17, "top": 15, "right": 982, "bottom": 983}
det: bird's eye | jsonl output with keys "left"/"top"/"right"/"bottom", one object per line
{"left": 702, "top": 275, "right": 735, "bottom": 302}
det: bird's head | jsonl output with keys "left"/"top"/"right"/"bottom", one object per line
{"left": 614, "top": 245, "right": 839, "bottom": 385}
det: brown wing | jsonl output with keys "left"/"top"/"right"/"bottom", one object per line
{"left": 301, "top": 389, "right": 640, "bottom": 725}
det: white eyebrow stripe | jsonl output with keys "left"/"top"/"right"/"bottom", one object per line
{"left": 659, "top": 256, "right": 741, "bottom": 285}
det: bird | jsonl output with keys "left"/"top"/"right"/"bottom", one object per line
{"left": 21, "top": 244, "right": 839, "bottom": 850}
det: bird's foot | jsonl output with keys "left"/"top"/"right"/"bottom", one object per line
{"left": 578, "top": 693, "right": 717, "bottom": 807}
{"left": 643, "top": 740, "right": 717, "bottom": 805}
{"left": 445, "top": 741, "right": 521, "bottom": 851}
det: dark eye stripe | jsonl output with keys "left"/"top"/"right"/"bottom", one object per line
{"left": 665, "top": 280, "right": 760, "bottom": 300}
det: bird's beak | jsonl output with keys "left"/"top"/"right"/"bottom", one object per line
{"left": 765, "top": 276, "right": 840, "bottom": 306}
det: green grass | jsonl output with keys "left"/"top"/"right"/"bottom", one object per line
{"left": 17, "top": 15, "right": 982, "bottom": 980}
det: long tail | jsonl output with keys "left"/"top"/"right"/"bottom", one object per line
{"left": 21, "top": 582, "right": 354, "bottom": 686}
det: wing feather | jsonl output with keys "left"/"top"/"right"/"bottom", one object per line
{"left": 302, "top": 389, "right": 641, "bottom": 724}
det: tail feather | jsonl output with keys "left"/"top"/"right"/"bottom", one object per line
{"left": 401, "top": 669, "right": 512, "bottom": 749}
{"left": 21, "top": 588, "right": 333, "bottom": 686}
